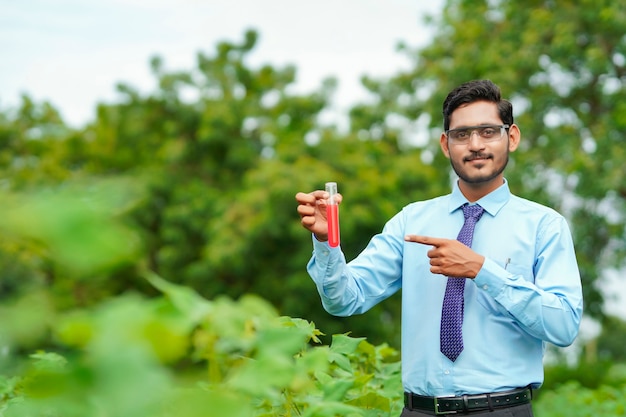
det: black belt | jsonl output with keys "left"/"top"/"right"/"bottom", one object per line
{"left": 404, "top": 387, "right": 532, "bottom": 415}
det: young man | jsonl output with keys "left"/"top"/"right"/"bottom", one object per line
{"left": 295, "top": 80, "right": 583, "bottom": 416}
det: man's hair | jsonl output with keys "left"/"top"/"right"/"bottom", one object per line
{"left": 442, "top": 80, "right": 514, "bottom": 131}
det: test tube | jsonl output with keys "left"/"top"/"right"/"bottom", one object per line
{"left": 325, "top": 182, "right": 340, "bottom": 247}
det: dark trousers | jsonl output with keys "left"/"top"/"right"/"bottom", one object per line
{"left": 400, "top": 402, "right": 534, "bottom": 417}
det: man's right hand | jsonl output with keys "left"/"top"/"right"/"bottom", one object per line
{"left": 295, "top": 190, "right": 342, "bottom": 242}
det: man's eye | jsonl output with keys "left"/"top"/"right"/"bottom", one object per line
{"left": 482, "top": 129, "right": 496, "bottom": 136}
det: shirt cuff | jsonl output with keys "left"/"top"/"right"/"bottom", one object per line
{"left": 308, "top": 234, "right": 344, "bottom": 290}
{"left": 312, "top": 233, "right": 343, "bottom": 253}
{"left": 473, "top": 257, "right": 508, "bottom": 298}
{"left": 310, "top": 234, "right": 342, "bottom": 270}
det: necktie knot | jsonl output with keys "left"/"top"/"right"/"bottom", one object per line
{"left": 462, "top": 204, "right": 484, "bottom": 221}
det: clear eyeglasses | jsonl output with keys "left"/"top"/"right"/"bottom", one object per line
{"left": 446, "top": 124, "right": 510, "bottom": 145}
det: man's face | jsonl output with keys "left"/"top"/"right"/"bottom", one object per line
{"left": 441, "top": 101, "right": 519, "bottom": 188}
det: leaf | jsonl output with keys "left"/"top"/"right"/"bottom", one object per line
{"left": 256, "top": 327, "right": 308, "bottom": 359}
{"left": 226, "top": 356, "right": 294, "bottom": 398}
{"left": 144, "top": 271, "right": 212, "bottom": 324}
{"left": 0, "top": 187, "right": 139, "bottom": 274}
{"left": 300, "top": 400, "right": 361, "bottom": 417}
{"left": 321, "top": 379, "right": 353, "bottom": 402}
{"left": 330, "top": 334, "right": 366, "bottom": 355}
{"left": 346, "top": 391, "right": 391, "bottom": 411}
{"left": 277, "top": 316, "right": 325, "bottom": 344}
{"left": 328, "top": 351, "right": 353, "bottom": 373}
{"left": 168, "top": 389, "right": 253, "bottom": 417}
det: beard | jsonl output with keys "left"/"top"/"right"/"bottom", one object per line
{"left": 449, "top": 150, "right": 509, "bottom": 185}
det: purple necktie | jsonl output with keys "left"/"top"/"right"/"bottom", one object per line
{"left": 440, "top": 204, "right": 484, "bottom": 362}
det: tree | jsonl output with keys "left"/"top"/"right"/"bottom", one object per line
{"left": 353, "top": 0, "right": 626, "bottom": 320}
{"left": 2, "top": 0, "right": 624, "bottom": 348}
{"left": 0, "top": 30, "right": 439, "bottom": 345}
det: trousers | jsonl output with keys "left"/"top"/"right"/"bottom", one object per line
{"left": 400, "top": 402, "right": 534, "bottom": 417}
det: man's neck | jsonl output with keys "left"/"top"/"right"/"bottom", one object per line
{"left": 458, "top": 177, "right": 505, "bottom": 202}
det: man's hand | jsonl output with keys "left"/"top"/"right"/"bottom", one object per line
{"left": 296, "top": 190, "right": 343, "bottom": 242}
{"left": 404, "top": 235, "right": 485, "bottom": 278}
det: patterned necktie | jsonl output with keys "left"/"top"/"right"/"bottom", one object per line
{"left": 440, "top": 203, "right": 485, "bottom": 362}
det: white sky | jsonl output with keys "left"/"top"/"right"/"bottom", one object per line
{"left": 0, "top": 0, "right": 443, "bottom": 127}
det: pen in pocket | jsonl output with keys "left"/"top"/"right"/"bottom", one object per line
{"left": 504, "top": 258, "right": 511, "bottom": 270}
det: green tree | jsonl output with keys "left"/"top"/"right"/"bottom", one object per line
{"left": 15, "top": 29, "right": 442, "bottom": 345}
{"left": 353, "top": 0, "right": 626, "bottom": 320}
{"left": 596, "top": 315, "right": 626, "bottom": 363}
{"left": 0, "top": 96, "right": 77, "bottom": 304}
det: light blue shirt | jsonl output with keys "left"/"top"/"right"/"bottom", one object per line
{"left": 307, "top": 180, "right": 583, "bottom": 396}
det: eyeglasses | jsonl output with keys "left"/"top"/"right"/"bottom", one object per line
{"left": 446, "top": 124, "right": 510, "bottom": 145}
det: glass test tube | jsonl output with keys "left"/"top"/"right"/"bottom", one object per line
{"left": 325, "top": 182, "right": 340, "bottom": 247}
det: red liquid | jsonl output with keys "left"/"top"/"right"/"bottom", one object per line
{"left": 326, "top": 204, "right": 340, "bottom": 247}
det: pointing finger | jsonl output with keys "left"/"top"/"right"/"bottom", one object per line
{"left": 404, "top": 235, "right": 445, "bottom": 246}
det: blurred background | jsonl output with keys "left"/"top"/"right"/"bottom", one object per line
{"left": 1, "top": 0, "right": 626, "bottom": 415}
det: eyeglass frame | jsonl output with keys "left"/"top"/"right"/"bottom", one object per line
{"left": 445, "top": 124, "right": 510, "bottom": 145}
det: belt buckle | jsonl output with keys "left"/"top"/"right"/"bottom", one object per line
{"left": 434, "top": 395, "right": 457, "bottom": 415}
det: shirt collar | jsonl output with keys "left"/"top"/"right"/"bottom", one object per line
{"left": 449, "top": 179, "right": 511, "bottom": 217}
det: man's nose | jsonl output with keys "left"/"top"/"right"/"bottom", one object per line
{"left": 468, "top": 131, "right": 485, "bottom": 148}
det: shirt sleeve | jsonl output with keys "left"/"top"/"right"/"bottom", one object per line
{"left": 306, "top": 212, "right": 405, "bottom": 317}
{"left": 473, "top": 216, "right": 583, "bottom": 346}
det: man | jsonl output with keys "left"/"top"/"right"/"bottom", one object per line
{"left": 295, "top": 80, "right": 583, "bottom": 416}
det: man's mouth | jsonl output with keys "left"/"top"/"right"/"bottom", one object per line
{"left": 465, "top": 154, "right": 491, "bottom": 162}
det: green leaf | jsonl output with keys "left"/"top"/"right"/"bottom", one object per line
{"left": 346, "top": 391, "right": 391, "bottom": 411}
{"left": 278, "top": 316, "right": 325, "bottom": 344}
{"left": 330, "top": 334, "right": 366, "bottom": 355}
{"left": 226, "top": 356, "right": 295, "bottom": 398}
{"left": 321, "top": 379, "right": 353, "bottom": 402}
{"left": 0, "top": 187, "right": 139, "bottom": 274}
{"left": 144, "top": 271, "right": 212, "bottom": 324}
{"left": 328, "top": 351, "right": 353, "bottom": 373}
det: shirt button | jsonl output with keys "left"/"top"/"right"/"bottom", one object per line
{"left": 444, "top": 370, "right": 450, "bottom": 375}
{"left": 482, "top": 285, "right": 488, "bottom": 290}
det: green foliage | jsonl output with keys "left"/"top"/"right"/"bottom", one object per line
{"left": 0, "top": 117, "right": 621, "bottom": 415}
{"left": 534, "top": 382, "right": 626, "bottom": 417}
{"left": 0, "top": 182, "right": 404, "bottom": 416}
{"left": 3, "top": 1, "right": 625, "bottom": 342}
{"left": 544, "top": 360, "right": 614, "bottom": 391}
{"left": 596, "top": 315, "right": 626, "bottom": 362}
{"left": 0, "top": 179, "right": 143, "bottom": 312}
{"left": 0, "top": 274, "right": 403, "bottom": 417}
{"left": 0, "top": 29, "right": 447, "bottom": 346}
{"left": 0, "top": 183, "right": 139, "bottom": 275}
{"left": 3, "top": 273, "right": 625, "bottom": 417}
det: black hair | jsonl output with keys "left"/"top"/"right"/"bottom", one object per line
{"left": 442, "top": 80, "right": 513, "bottom": 131}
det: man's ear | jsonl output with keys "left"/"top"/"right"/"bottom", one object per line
{"left": 508, "top": 124, "right": 521, "bottom": 151}
{"left": 440, "top": 132, "right": 451, "bottom": 158}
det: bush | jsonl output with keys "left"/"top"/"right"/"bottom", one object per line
{"left": 0, "top": 273, "right": 403, "bottom": 417}
{"left": 534, "top": 381, "right": 626, "bottom": 417}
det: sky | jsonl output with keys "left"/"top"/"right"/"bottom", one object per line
{"left": 1, "top": 0, "right": 443, "bottom": 127}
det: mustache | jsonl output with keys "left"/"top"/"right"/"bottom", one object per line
{"left": 464, "top": 152, "right": 492, "bottom": 162}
